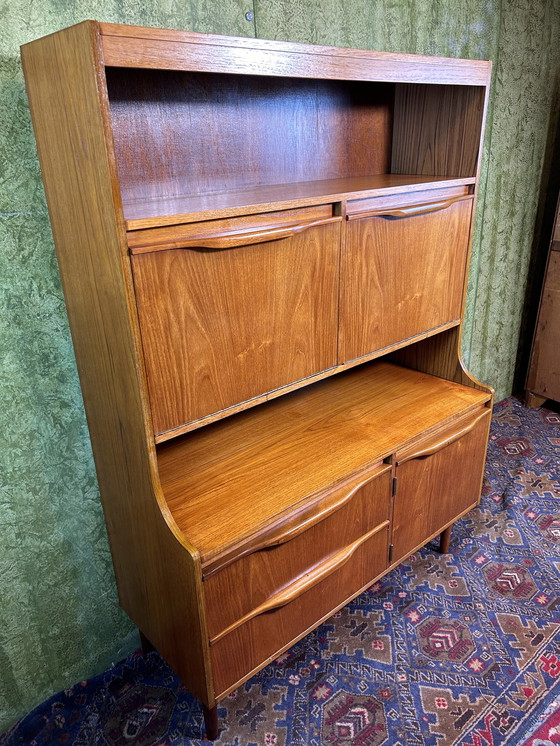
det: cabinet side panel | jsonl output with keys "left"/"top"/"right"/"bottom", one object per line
{"left": 526, "top": 250, "right": 560, "bottom": 401}
{"left": 392, "top": 84, "right": 486, "bottom": 178}
{"left": 21, "top": 23, "right": 213, "bottom": 704}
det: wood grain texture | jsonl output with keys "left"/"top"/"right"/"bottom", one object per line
{"left": 339, "top": 197, "right": 473, "bottom": 362}
{"left": 390, "top": 325, "right": 493, "bottom": 392}
{"left": 132, "top": 218, "right": 341, "bottom": 435}
{"left": 100, "top": 23, "right": 490, "bottom": 85}
{"left": 21, "top": 21, "right": 214, "bottom": 706}
{"left": 526, "top": 249, "right": 560, "bottom": 403}
{"left": 106, "top": 67, "right": 393, "bottom": 207}
{"left": 123, "top": 175, "right": 476, "bottom": 229}
{"left": 392, "top": 83, "right": 487, "bottom": 177}
{"left": 127, "top": 204, "right": 334, "bottom": 252}
{"left": 210, "top": 521, "right": 390, "bottom": 697}
{"left": 204, "top": 464, "right": 391, "bottom": 640}
{"left": 157, "top": 362, "right": 491, "bottom": 566}
{"left": 209, "top": 521, "right": 389, "bottom": 645}
{"left": 392, "top": 407, "right": 491, "bottom": 563}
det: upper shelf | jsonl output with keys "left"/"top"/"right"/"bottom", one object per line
{"left": 123, "top": 174, "right": 477, "bottom": 229}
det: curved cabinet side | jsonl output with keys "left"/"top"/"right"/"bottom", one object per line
{"left": 20, "top": 21, "right": 214, "bottom": 706}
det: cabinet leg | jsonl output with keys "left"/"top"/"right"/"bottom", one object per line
{"left": 439, "top": 526, "right": 452, "bottom": 554}
{"left": 139, "top": 630, "right": 155, "bottom": 654}
{"left": 525, "top": 391, "right": 547, "bottom": 408}
{"left": 203, "top": 704, "right": 219, "bottom": 741}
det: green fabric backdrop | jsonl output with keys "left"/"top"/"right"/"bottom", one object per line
{"left": 1, "top": 0, "right": 559, "bottom": 731}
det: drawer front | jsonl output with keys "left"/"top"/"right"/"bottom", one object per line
{"left": 131, "top": 211, "right": 341, "bottom": 436}
{"left": 204, "top": 463, "right": 391, "bottom": 642}
{"left": 210, "top": 519, "right": 390, "bottom": 697}
{"left": 339, "top": 196, "right": 473, "bottom": 363}
{"left": 392, "top": 407, "right": 491, "bottom": 564}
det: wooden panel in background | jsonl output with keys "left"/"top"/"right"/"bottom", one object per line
{"left": 392, "top": 83, "right": 486, "bottom": 177}
{"left": 106, "top": 68, "right": 394, "bottom": 205}
{"left": 526, "top": 250, "right": 560, "bottom": 403}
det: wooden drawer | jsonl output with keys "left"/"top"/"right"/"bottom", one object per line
{"left": 210, "top": 515, "right": 390, "bottom": 697}
{"left": 391, "top": 406, "right": 491, "bottom": 564}
{"left": 339, "top": 194, "right": 473, "bottom": 362}
{"left": 204, "top": 461, "right": 391, "bottom": 638}
{"left": 130, "top": 206, "right": 342, "bottom": 438}
{"left": 203, "top": 463, "right": 391, "bottom": 693}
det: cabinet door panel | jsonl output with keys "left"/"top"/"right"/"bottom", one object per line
{"left": 339, "top": 197, "right": 473, "bottom": 362}
{"left": 392, "top": 408, "right": 491, "bottom": 564}
{"left": 132, "top": 219, "right": 341, "bottom": 435}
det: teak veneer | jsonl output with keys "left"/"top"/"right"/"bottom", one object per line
{"left": 21, "top": 21, "right": 493, "bottom": 740}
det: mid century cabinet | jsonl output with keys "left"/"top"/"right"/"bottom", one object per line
{"left": 21, "top": 22, "right": 494, "bottom": 739}
{"left": 525, "top": 192, "right": 560, "bottom": 407}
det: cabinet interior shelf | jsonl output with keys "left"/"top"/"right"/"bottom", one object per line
{"left": 157, "top": 361, "right": 491, "bottom": 570}
{"left": 123, "top": 174, "right": 477, "bottom": 229}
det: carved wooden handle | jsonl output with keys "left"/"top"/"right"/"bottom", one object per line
{"left": 347, "top": 195, "right": 472, "bottom": 221}
{"left": 397, "top": 408, "right": 490, "bottom": 465}
{"left": 129, "top": 216, "right": 342, "bottom": 254}
{"left": 209, "top": 520, "right": 389, "bottom": 645}
{"left": 203, "top": 462, "right": 391, "bottom": 577}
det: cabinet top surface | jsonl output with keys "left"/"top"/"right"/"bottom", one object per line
{"left": 20, "top": 20, "right": 490, "bottom": 85}
{"left": 98, "top": 21, "right": 491, "bottom": 67}
{"left": 158, "top": 362, "right": 490, "bottom": 566}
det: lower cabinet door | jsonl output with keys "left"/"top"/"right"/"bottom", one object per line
{"left": 391, "top": 407, "right": 491, "bottom": 564}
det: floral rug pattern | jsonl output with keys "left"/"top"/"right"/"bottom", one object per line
{"left": 1, "top": 398, "right": 559, "bottom": 745}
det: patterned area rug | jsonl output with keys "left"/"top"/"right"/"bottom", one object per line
{"left": 1, "top": 397, "right": 559, "bottom": 745}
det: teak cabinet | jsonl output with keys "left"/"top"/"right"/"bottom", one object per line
{"left": 21, "top": 22, "right": 493, "bottom": 740}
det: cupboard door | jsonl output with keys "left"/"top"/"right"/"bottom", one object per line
{"left": 391, "top": 407, "right": 491, "bottom": 564}
{"left": 131, "top": 215, "right": 341, "bottom": 436}
{"left": 339, "top": 196, "right": 473, "bottom": 362}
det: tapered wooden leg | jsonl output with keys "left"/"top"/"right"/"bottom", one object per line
{"left": 525, "top": 391, "right": 547, "bottom": 408}
{"left": 139, "top": 630, "right": 155, "bottom": 654}
{"left": 203, "top": 704, "right": 219, "bottom": 741}
{"left": 439, "top": 526, "right": 452, "bottom": 554}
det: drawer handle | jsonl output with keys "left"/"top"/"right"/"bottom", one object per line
{"left": 397, "top": 408, "right": 490, "bottom": 465}
{"left": 203, "top": 462, "right": 391, "bottom": 577}
{"left": 347, "top": 195, "right": 472, "bottom": 221}
{"left": 209, "top": 519, "right": 389, "bottom": 645}
{"left": 129, "top": 216, "right": 342, "bottom": 254}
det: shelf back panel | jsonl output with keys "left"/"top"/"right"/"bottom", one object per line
{"left": 105, "top": 68, "right": 394, "bottom": 206}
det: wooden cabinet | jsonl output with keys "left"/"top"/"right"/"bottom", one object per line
{"left": 526, "top": 194, "right": 560, "bottom": 407}
{"left": 21, "top": 22, "right": 493, "bottom": 739}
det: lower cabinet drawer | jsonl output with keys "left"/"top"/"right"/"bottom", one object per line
{"left": 209, "top": 519, "right": 390, "bottom": 697}
{"left": 203, "top": 462, "right": 391, "bottom": 641}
